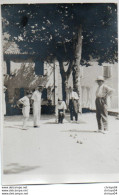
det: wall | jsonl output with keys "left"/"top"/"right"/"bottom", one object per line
{"left": 80, "top": 62, "right": 118, "bottom": 110}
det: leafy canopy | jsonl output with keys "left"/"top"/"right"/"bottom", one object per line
{"left": 2, "top": 3, "right": 118, "bottom": 64}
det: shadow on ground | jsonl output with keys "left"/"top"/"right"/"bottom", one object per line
{"left": 4, "top": 163, "right": 40, "bottom": 174}
{"left": 62, "top": 129, "right": 98, "bottom": 133}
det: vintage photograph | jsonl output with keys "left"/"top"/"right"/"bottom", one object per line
{"left": 1, "top": 3, "right": 119, "bottom": 184}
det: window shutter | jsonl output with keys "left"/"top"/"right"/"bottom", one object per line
{"left": 35, "top": 61, "right": 44, "bottom": 75}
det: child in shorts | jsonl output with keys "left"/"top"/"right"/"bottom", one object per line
{"left": 17, "top": 91, "right": 32, "bottom": 130}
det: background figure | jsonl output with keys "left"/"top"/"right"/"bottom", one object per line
{"left": 3, "top": 86, "right": 7, "bottom": 116}
{"left": 69, "top": 87, "right": 79, "bottom": 122}
{"left": 17, "top": 91, "right": 32, "bottom": 130}
{"left": 31, "top": 85, "right": 43, "bottom": 127}
{"left": 95, "top": 76, "right": 114, "bottom": 132}
{"left": 55, "top": 99, "right": 66, "bottom": 123}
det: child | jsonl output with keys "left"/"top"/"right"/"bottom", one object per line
{"left": 17, "top": 91, "right": 32, "bottom": 130}
{"left": 55, "top": 99, "right": 67, "bottom": 123}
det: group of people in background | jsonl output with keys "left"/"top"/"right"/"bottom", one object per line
{"left": 17, "top": 84, "right": 80, "bottom": 130}
{"left": 17, "top": 85, "right": 43, "bottom": 129}
{"left": 4, "top": 75, "right": 114, "bottom": 133}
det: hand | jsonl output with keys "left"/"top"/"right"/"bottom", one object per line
{"left": 55, "top": 118, "right": 58, "bottom": 123}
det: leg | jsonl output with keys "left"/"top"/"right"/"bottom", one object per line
{"left": 70, "top": 109, "right": 73, "bottom": 121}
{"left": 22, "top": 117, "right": 28, "bottom": 129}
{"left": 96, "top": 111, "right": 102, "bottom": 130}
{"left": 33, "top": 105, "right": 39, "bottom": 127}
{"left": 96, "top": 98, "right": 102, "bottom": 130}
{"left": 74, "top": 112, "right": 78, "bottom": 121}
{"left": 69, "top": 100, "right": 73, "bottom": 121}
{"left": 101, "top": 104, "right": 108, "bottom": 130}
{"left": 58, "top": 112, "right": 61, "bottom": 123}
{"left": 61, "top": 113, "right": 64, "bottom": 123}
{"left": 73, "top": 100, "right": 78, "bottom": 121}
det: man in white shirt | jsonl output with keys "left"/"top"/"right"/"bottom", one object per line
{"left": 95, "top": 76, "right": 114, "bottom": 132}
{"left": 55, "top": 99, "right": 67, "bottom": 123}
{"left": 31, "top": 85, "right": 43, "bottom": 127}
{"left": 17, "top": 91, "right": 32, "bottom": 130}
{"left": 69, "top": 87, "right": 79, "bottom": 122}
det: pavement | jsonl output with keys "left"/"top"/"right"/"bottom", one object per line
{"left": 2, "top": 113, "right": 119, "bottom": 184}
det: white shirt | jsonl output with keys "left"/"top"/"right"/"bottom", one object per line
{"left": 19, "top": 96, "right": 30, "bottom": 107}
{"left": 31, "top": 90, "right": 42, "bottom": 102}
{"left": 96, "top": 84, "right": 114, "bottom": 98}
{"left": 56, "top": 101, "right": 66, "bottom": 115}
{"left": 69, "top": 91, "right": 79, "bottom": 100}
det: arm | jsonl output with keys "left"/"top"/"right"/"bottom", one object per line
{"left": 17, "top": 98, "right": 25, "bottom": 107}
{"left": 104, "top": 85, "right": 114, "bottom": 98}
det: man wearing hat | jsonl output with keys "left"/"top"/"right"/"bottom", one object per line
{"left": 95, "top": 76, "right": 114, "bottom": 132}
{"left": 68, "top": 87, "right": 79, "bottom": 123}
{"left": 31, "top": 85, "right": 43, "bottom": 127}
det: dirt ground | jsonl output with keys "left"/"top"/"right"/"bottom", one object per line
{"left": 2, "top": 113, "right": 119, "bottom": 184}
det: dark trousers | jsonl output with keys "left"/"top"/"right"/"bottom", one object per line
{"left": 58, "top": 109, "right": 64, "bottom": 123}
{"left": 69, "top": 99, "right": 78, "bottom": 121}
{"left": 95, "top": 97, "right": 108, "bottom": 130}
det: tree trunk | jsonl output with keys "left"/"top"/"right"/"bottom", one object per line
{"left": 72, "top": 24, "right": 82, "bottom": 97}
{"left": 62, "top": 73, "right": 68, "bottom": 102}
{"left": 58, "top": 59, "right": 73, "bottom": 102}
{"left": 58, "top": 60, "right": 67, "bottom": 101}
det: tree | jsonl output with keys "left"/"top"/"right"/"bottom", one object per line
{"left": 2, "top": 3, "right": 118, "bottom": 101}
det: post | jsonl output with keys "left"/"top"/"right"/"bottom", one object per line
{"left": 54, "top": 61, "right": 55, "bottom": 106}
{"left": 6, "top": 60, "right": 10, "bottom": 75}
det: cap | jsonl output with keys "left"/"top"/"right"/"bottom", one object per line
{"left": 96, "top": 76, "right": 104, "bottom": 81}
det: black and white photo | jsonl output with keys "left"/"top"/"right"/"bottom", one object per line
{"left": 0, "top": 2, "right": 119, "bottom": 185}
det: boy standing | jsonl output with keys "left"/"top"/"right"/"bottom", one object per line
{"left": 17, "top": 91, "right": 32, "bottom": 130}
{"left": 55, "top": 99, "right": 67, "bottom": 123}
{"left": 95, "top": 76, "right": 114, "bottom": 132}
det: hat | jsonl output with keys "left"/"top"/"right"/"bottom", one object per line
{"left": 58, "top": 98, "right": 62, "bottom": 101}
{"left": 96, "top": 76, "right": 104, "bottom": 81}
{"left": 26, "top": 91, "right": 32, "bottom": 95}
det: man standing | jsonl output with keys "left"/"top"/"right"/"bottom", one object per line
{"left": 69, "top": 87, "right": 79, "bottom": 123}
{"left": 95, "top": 76, "right": 114, "bottom": 132}
{"left": 31, "top": 85, "right": 43, "bottom": 128}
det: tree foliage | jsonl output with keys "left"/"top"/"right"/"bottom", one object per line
{"left": 2, "top": 3, "right": 118, "bottom": 63}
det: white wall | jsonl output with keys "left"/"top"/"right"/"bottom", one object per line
{"left": 80, "top": 62, "right": 118, "bottom": 110}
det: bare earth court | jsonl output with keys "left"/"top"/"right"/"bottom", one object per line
{"left": 2, "top": 113, "right": 119, "bottom": 184}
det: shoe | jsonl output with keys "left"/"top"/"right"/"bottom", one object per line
{"left": 104, "top": 128, "right": 108, "bottom": 131}
{"left": 98, "top": 129, "right": 102, "bottom": 133}
{"left": 34, "top": 126, "right": 39, "bottom": 128}
{"left": 22, "top": 127, "right": 28, "bottom": 130}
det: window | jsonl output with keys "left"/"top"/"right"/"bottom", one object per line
{"left": 35, "top": 61, "right": 44, "bottom": 75}
{"left": 103, "top": 65, "right": 112, "bottom": 79}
